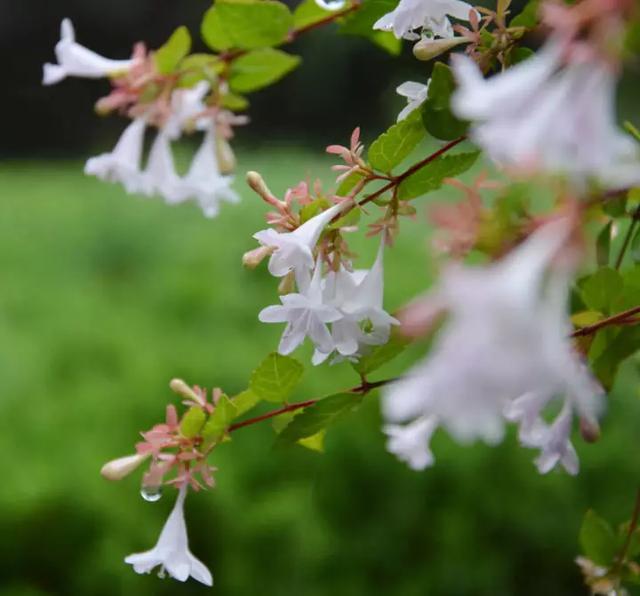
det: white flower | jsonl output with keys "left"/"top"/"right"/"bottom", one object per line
{"left": 396, "top": 81, "right": 430, "bottom": 121}
{"left": 181, "top": 125, "right": 239, "bottom": 218}
{"left": 254, "top": 202, "right": 347, "bottom": 281}
{"left": 125, "top": 486, "right": 213, "bottom": 586}
{"left": 373, "top": 0, "right": 476, "bottom": 40}
{"left": 141, "top": 132, "right": 186, "bottom": 204}
{"left": 164, "top": 83, "right": 211, "bottom": 141}
{"left": 259, "top": 258, "right": 342, "bottom": 355}
{"left": 43, "top": 18, "right": 133, "bottom": 85}
{"left": 84, "top": 117, "right": 147, "bottom": 193}
{"left": 451, "top": 42, "right": 640, "bottom": 189}
{"left": 532, "top": 403, "right": 580, "bottom": 476}
{"left": 384, "top": 415, "right": 439, "bottom": 470}
{"left": 382, "top": 219, "right": 603, "bottom": 470}
{"left": 313, "top": 241, "right": 398, "bottom": 364}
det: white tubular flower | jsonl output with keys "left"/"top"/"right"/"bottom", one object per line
{"left": 254, "top": 201, "right": 347, "bottom": 280}
{"left": 141, "top": 132, "right": 185, "bottom": 204}
{"left": 164, "top": 82, "right": 211, "bottom": 141}
{"left": 43, "top": 18, "right": 133, "bottom": 85}
{"left": 384, "top": 415, "right": 439, "bottom": 470}
{"left": 84, "top": 117, "right": 147, "bottom": 193}
{"left": 181, "top": 126, "right": 239, "bottom": 218}
{"left": 125, "top": 486, "right": 213, "bottom": 586}
{"left": 451, "top": 42, "right": 640, "bottom": 189}
{"left": 382, "top": 219, "right": 603, "bottom": 470}
{"left": 373, "top": 0, "right": 476, "bottom": 40}
{"left": 259, "top": 258, "right": 342, "bottom": 355}
{"left": 533, "top": 405, "right": 580, "bottom": 476}
{"left": 396, "top": 81, "right": 430, "bottom": 121}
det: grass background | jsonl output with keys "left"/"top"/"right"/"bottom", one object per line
{"left": 0, "top": 149, "right": 639, "bottom": 595}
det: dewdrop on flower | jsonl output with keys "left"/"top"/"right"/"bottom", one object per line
{"left": 43, "top": 18, "right": 135, "bottom": 85}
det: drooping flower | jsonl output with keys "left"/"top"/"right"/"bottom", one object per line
{"left": 259, "top": 258, "right": 342, "bottom": 355}
{"left": 451, "top": 40, "right": 640, "bottom": 189}
{"left": 181, "top": 125, "right": 239, "bottom": 218}
{"left": 163, "top": 82, "right": 210, "bottom": 141}
{"left": 253, "top": 201, "right": 347, "bottom": 282}
{"left": 125, "top": 485, "right": 213, "bottom": 586}
{"left": 43, "top": 18, "right": 134, "bottom": 85}
{"left": 396, "top": 81, "right": 430, "bottom": 121}
{"left": 384, "top": 415, "right": 439, "bottom": 470}
{"left": 140, "top": 132, "right": 186, "bottom": 205}
{"left": 373, "top": 0, "right": 477, "bottom": 40}
{"left": 84, "top": 117, "right": 147, "bottom": 193}
{"left": 382, "top": 218, "right": 603, "bottom": 471}
{"left": 313, "top": 240, "right": 399, "bottom": 364}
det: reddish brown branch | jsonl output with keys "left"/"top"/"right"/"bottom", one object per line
{"left": 571, "top": 305, "right": 640, "bottom": 338}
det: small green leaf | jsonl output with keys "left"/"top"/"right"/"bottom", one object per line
{"left": 339, "top": 0, "right": 402, "bottom": 55}
{"left": 277, "top": 393, "right": 363, "bottom": 444}
{"left": 592, "top": 325, "right": 640, "bottom": 390}
{"left": 300, "top": 197, "right": 331, "bottom": 223}
{"left": 202, "top": 395, "right": 238, "bottom": 441}
{"left": 397, "top": 151, "right": 480, "bottom": 200}
{"left": 177, "top": 53, "right": 222, "bottom": 87}
{"left": 336, "top": 170, "right": 365, "bottom": 196}
{"left": 203, "top": 0, "right": 293, "bottom": 51}
{"left": 510, "top": 0, "right": 540, "bottom": 28}
{"left": 250, "top": 353, "right": 304, "bottom": 403}
{"left": 579, "top": 267, "right": 624, "bottom": 314}
{"left": 421, "top": 62, "right": 469, "bottom": 140}
{"left": 221, "top": 91, "right": 250, "bottom": 111}
{"left": 368, "top": 109, "right": 426, "bottom": 174}
{"left": 293, "top": 0, "right": 335, "bottom": 28}
{"left": 155, "top": 26, "right": 192, "bottom": 75}
{"left": 596, "top": 222, "right": 612, "bottom": 267}
{"left": 180, "top": 406, "right": 207, "bottom": 438}
{"left": 579, "top": 510, "right": 617, "bottom": 567}
{"left": 229, "top": 48, "right": 301, "bottom": 93}
{"left": 352, "top": 331, "right": 410, "bottom": 376}
{"left": 298, "top": 430, "right": 326, "bottom": 452}
{"left": 231, "top": 389, "right": 261, "bottom": 416}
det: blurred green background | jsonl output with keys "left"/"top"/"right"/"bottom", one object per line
{"left": 2, "top": 0, "right": 640, "bottom": 594}
{"left": 0, "top": 149, "right": 639, "bottom": 596}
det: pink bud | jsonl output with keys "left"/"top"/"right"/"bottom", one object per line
{"left": 170, "top": 379, "right": 199, "bottom": 401}
{"left": 242, "top": 245, "right": 273, "bottom": 269}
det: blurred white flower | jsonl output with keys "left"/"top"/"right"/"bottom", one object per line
{"left": 384, "top": 415, "right": 439, "bottom": 470}
{"left": 396, "top": 81, "right": 430, "bottom": 121}
{"left": 254, "top": 202, "right": 346, "bottom": 282}
{"left": 532, "top": 403, "right": 580, "bottom": 475}
{"left": 125, "top": 486, "right": 213, "bottom": 586}
{"left": 374, "top": 0, "right": 476, "bottom": 40}
{"left": 181, "top": 125, "right": 239, "bottom": 218}
{"left": 382, "top": 219, "right": 603, "bottom": 470}
{"left": 84, "top": 117, "right": 146, "bottom": 193}
{"left": 141, "top": 132, "right": 185, "bottom": 204}
{"left": 259, "top": 258, "right": 342, "bottom": 355}
{"left": 43, "top": 18, "right": 133, "bottom": 85}
{"left": 164, "top": 82, "right": 210, "bottom": 141}
{"left": 451, "top": 43, "right": 640, "bottom": 189}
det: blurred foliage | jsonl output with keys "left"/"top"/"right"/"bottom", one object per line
{"left": 0, "top": 151, "right": 639, "bottom": 595}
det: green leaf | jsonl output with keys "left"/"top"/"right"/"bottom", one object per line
{"left": 250, "top": 353, "right": 304, "bottom": 403}
{"left": 368, "top": 109, "right": 426, "bottom": 174}
{"left": 631, "top": 227, "right": 640, "bottom": 263}
{"left": 155, "top": 26, "right": 192, "bottom": 75}
{"left": 231, "top": 389, "right": 261, "bottom": 416}
{"left": 203, "top": 0, "right": 293, "bottom": 51}
{"left": 579, "top": 267, "right": 624, "bottom": 314}
{"left": 277, "top": 393, "right": 363, "bottom": 444}
{"left": 579, "top": 510, "right": 618, "bottom": 567}
{"left": 592, "top": 325, "right": 640, "bottom": 390}
{"left": 202, "top": 394, "right": 238, "bottom": 441}
{"left": 298, "top": 430, "right": 326, "bottom": 452}
{"left": 339, "top": 0, "right": 402, "bottom": 55}
{"left": 397, "top": 151, "right": 480, "bottom": 201}
{"left": 221, "top": 91, "right": 250, "bottom": 111}
{"left": 352, "top": 331, "right": 410, "bottom": 376}
{"left": 421, "top": 62, "right": 469, "bottom": 141}
{"left": 596, "top": 222, "right": 612, "bottom": 267}
{"left": 177, "top": 54, "right": 222, "bottom": 87}
{"left": 510, "top": 0, "right": 540, "bottom": 28}
{"left": 180, "top": 406, "right": 207, "bottom": 438}
{"left": 603, "top": 193, "right": 628, "bottom": 217}
{"left": 229, "top": 48, "right": 301, "bottom": 93}
{"left": 293, "top": 0, "right": 334, "bottom": 28}
{"left": 336, "top": 170, "right": 365, "bottom": 196}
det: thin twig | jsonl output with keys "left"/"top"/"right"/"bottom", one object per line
{"left": 613, "top": 488, "right": 640, "bottom": 577}
{"left": 571, "top": 305, "right": 640, "bottom": 338}
{"left": 614, "top": 205, "right": 640, "bottom": 270}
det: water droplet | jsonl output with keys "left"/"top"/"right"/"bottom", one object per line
{"left": 140, "top": 485, "right": 163, "bottom": 502}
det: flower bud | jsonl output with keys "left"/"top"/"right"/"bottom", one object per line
{"left": 101, "top": 453, "right": 149, "bottom": 481}
{"left": 278, "top": 270, "right": 296, "bottom": 295}
{"left": 215, "top": 136, "right": 236, "bottom": 175}
{"left": 169, "top": 378, "right": 200, "bottom": 402}
{"left": 246, "top": 171, "right": 280, "bottom": 206}
{"left": 579, "top": 417, "right": 600, "bottom": 443}
{"left": 413, "top": 37, "right": 469, "bottom": 61}
{"left": 242, "top": 245, "right": 273, "bottom": 269}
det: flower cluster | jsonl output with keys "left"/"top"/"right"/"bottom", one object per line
{"left": 43, "top": 19, "right": 240, "bottom": 217}
{"left": 382, "top": 218, "right": 604, "bottom": 473}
